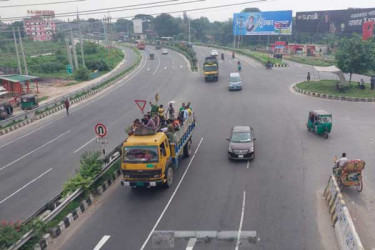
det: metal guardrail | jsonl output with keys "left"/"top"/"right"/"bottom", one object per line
{"left": 0, "top": 43, "right": 132, "bottom": 129}
{"left": 8, "top": 142, "right": 124, "bottom": 250}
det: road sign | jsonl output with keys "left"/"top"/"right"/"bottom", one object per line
{"left": 96, "top": 137, "right": 108, "bottom": 144}
{"left": 135, "top": 100, "right": 147, "bottom": 113}
{"left": 95, "top": 123, "right": 107, "bottom": 138}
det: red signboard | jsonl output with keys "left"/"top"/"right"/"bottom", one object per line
{"left": 135, "top": 100, "right": 147, "bottom": 113}
{"left": 95, "top": 123, "right": 107, "bottom": 138}
{"left": 362, "top": 21, "right": 374, "bottom": 40}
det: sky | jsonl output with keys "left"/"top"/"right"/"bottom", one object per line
{"left": 0, "top": 0, "right": 374, "bottom": 22}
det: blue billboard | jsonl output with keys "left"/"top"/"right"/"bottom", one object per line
{"left": 233, "top": 10, "right": 293, "bottom": 36}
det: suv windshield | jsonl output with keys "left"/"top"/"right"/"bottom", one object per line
{"left": 230, "top": 76, "right": 241, "bottom": 82}
{"left": 231, "top": 132, "right": 251, "bottom": 143}
{"left": 124, "top": 146, "right": 159, "bottom": 163}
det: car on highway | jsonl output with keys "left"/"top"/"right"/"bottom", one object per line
{"left": 229, "top": 72, "right": 242, "bottom": 90}
{"left": 162, "top": 48, "right": 168, "bottom": 54}
{"left": 210, "top": 50, "right": 219, "bottom": 57}
{"left": 227, "top": 126, "right": 255, "bottom": 160}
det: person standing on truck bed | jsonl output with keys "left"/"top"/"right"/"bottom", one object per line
{"left": 167, "top": 103, "right": 175, "bottom": 121}
{"left": 158, "top": 105, "right": 165, "bottom": 125}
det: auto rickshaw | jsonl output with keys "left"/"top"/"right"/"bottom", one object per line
{"left": 306, "top": 110, "right": 332, "bottom": 138}
{"left": 20, "top": 94, "right": 38, "bottom": 110}
{"left": 150, "top": 53, "right": 155, "bottom": 60}
{"left": 333, "top": 157, "right": 365, "bottom": 192}
{"left": 0, "top": 100, "right": 13, "bottom": 120}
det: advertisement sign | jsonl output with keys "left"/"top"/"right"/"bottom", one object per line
{"left": 362, "top": 21, "right": 374, "bottom": 40}
{"left": 27, "top": 10, "right": 55, "bottom": 18}
{"left": 133, "top": 19, "right": 143, "bottom": 34}
{"left": 233, "top": 11, "right": 292, "bottom": 36}
{"left": 296, "top": 8, "right": 375, "bottom": 34}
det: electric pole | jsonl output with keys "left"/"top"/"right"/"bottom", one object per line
{"left": 12, "top": 28, "right": 22, "bottom": 74}
{"left": 77, "top": 10, "right": 86, "bottom": 68}
{"left": 65, "top": 35, "right": 74, "bottom": 71}
{"left": 70, "top": 29, "right": 79, "bottom": 69}
{"left": 188, "top": 15, "right": 191, "bottom": 43}
{"left": 17, "top": 27, "right": 28, "bottom": 75}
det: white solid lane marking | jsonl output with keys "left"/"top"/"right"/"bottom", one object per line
{"left": 140, "top": 137, "right": 204, "bottom": 250}
{"left": 93, "top": 235, "right": 111, "bottom": 250}
{"left": 235, "top": 191, "right": 246, "bottom": 250}
{"left": 0, "top": 130, "right": 70, "bottom": 172}
{"left": 164, "top": 66, "right": 167, "bottom": 70}
{"left": 147, "top": 67, "right": 150, "bottom": 71}
{"left": 180, "top": 65, "right": 183, "bottom": 68}
{"left": 74, "top": 137, "right": 97, "bottom": 154}
{"left": 153, "top": 53, "right": 161, "bottom": 76}
{"left": 186, "top": 238, "right": 197, "bottom": 250}
{"left": 246, "top": 161, "right": 249, "bottom": 169}
{"left": 0, "top": 168, "right": 53, "bottom": 205}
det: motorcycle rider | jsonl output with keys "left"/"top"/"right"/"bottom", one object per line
{"left": 266, "top": 60, "right": 272, "bottom": 69}
{"left": 221, "top": 53, "right": 224, "bottom": 60}
{"left": 237, "top": 60, "right": 241, "bottom": 71}
{"left": 232, "top": 51, "right": 235, "bottom": 59}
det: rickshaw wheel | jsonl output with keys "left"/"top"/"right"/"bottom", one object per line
{"left": 356, "top": 180, "right": 363, "bottom": 192}
{"left": 324, "top": 133, "right": 329, "bottom": 139}
{"left": 337, "top": 179, "right": 343, "bottom": 191}
{"left": 307, "top": 126, "right": 310, "bottom": 132}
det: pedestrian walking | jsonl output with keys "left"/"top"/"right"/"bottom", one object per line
{"left": 307, "top": 72, "right": 311, "bottom": 82}
{"left": 371, "top": 76, "right": 375, "bottom": 90}
{"left": 64, "top": 98, "right": 70, "bottom": 115}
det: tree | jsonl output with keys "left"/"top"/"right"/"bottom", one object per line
{"left": 335, "top": 35, "right": 375, "bottom": 83}
{"left": 153, "top": 14, "right": 181, "bottom": 37}
{"left": 191, "top": 17, "right": 210, "bottom": 42}
{"left": 115, "top": 18, "right": 132, "bottom": 33}
{"left": 241, "top": 7, "right": 261, "bottom": 13}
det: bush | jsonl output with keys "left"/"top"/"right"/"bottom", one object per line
{"left": 40, "top": 62, "right": 64, "bottom": 73}
{"left": 62, "top": 151, "right": 103, "bottom": 196}
{"left": 0, "top": 220, "right": 30, "bottom": 248}
{"left": 84, "top": 42, "right": 99, "bottom": 54}
{"left": 86, "top": 59, "right": 110, "bottom": 71}
{"left": 74, "top": 67, "right": 90, "bottom": 81}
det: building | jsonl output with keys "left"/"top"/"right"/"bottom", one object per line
{"left": 23, "top": 10, "right": 56, "bottom": 41}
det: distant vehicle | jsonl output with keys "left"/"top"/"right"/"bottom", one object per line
{"left": 227, "top": 126, "right": 256, "bottom": 160}
{"left": 229, "top": 72, "right": 242, "bottom": 91}
{"left": 273, "top": 53, "right": 283, "bottom": 60}
{"left": 155, "top": 40, "right": 161, "bottom": 50}
{"left": 0, "top": 100, "right": 13, "bottom": 120}
{"left": 20, "top": 94, "right": 38, "bottom": 110}
{"left": 135, "top": 40, "right": 146, "bottom": 50}
{"left": 210, "top": 50, "right": 219, "bottom": 57}
{"left": 162, "top": 48, "right": 168, "bottom": 54}
{"left": 307, "top": 110, "right": 332, "bottom": 139}
{"left": 203, "top": 56, "right": 219, "bottom": 82}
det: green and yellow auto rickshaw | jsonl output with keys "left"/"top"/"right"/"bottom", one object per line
{"left": 20, "top": 94, "right": 38, "bottom": 110}
{"left": 306, "top": 110, "right": 332, "bottom": 139}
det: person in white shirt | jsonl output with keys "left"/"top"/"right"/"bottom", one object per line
{"left": 335, "top": 153, "right": 348, "bottom": 173}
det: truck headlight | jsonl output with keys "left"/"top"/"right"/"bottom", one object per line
{"left": 124, "top": 175, "right": 130, "bottom": 178}
{"left": 228, "top": 147, "right": 233, "bottom": 153}
{"left": 250, "top": 147, "right": 254, "bottom": 152}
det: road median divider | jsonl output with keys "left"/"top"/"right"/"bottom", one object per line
{"left": 163, "top": 43, "right": 198, "bottom": 71}
{"left": 323, "top": 175, "right": 364, "bottom": 250}
{"left": 0, "top": 44, "right": 142, "bottom": 137}
{"left": 3, "top": 144, "right": 123, "bottom": 250}
{"left": 196, "top": 43, "right": 288, "bottom": 67}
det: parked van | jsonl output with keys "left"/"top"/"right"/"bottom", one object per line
{"left": 229, "top": 72, "right": 242, "bottom": 90}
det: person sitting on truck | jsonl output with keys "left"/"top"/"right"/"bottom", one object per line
{"left": 143, "top": 115, "right": 156, "bottom": 130}
{"left": 132, "top": 119, "right": 141, "bottom": 132}
{"left": 152, "top": 114, "right": 160, "bottom": 127}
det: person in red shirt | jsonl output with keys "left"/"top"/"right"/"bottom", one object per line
{"left": 64, "top": 98, "right": 70, "bottom": 115}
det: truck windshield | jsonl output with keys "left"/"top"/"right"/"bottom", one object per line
{"left": 124, "top": 146, "right": 159, "bottom": 163}
{"left": 204, "top": 66, "right": 217, "bottom": 71}
{"left": 231, "top": 132, "right": 251, "bottom": 143}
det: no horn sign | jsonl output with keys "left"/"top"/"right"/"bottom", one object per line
{"left": 95, "top": 123, "right": 107, "bottom": 138}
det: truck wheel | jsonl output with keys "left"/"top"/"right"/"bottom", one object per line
{"left": 183, "top": 140, "right": 192, "bottom": 157}
{"left": 165, "top": 167, "right": 173, "bottom": 188}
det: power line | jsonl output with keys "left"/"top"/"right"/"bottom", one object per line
{"left": 0, "top": 0, "right": 86, "bottom": 8}
{"left": 0, "top": 0, "right": 180, "bottom": 21}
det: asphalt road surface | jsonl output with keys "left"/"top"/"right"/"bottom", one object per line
{"left": 2, "top": 45, "right": 375, "bottom": 249}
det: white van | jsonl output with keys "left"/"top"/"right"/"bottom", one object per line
{"left": 229, "top": 72, "right": 242, "bottom": 90}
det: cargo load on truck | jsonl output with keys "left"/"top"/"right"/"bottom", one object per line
{"left": 203, "top": 56, "right": 219, "bottom": 82}
{"left": 121, "top": 103, "right": 196, "bottom": 188}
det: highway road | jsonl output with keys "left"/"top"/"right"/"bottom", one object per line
{"left": 2, "top": 45, "right": 375, "bottom": 249}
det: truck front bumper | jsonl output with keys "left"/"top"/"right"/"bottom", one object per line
{"left": 121, "top": 179, "right": 164, "bottom": 187}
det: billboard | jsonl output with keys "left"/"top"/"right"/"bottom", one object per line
{"left": 296, "top": 8, "right": 375, "bottom": 34}
{"left": 233, "top": 11, "right": 292, "bottom": 36}
{"left": 133, "top": 19, "right": 143, "bottom": 34}
{"left": 27, "top": 10, "right": 55, "bottom": 18}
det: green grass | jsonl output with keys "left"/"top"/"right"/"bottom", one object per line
{"left": 297, "top": 80, "right": 375, "bottom": 98}
{"left": 37, "top": 96, "right": 48, "bottom": 102}
{"left": 46, "top": 199, "right": 82, "bottom": 229}
{"left": 285, "top": 55, "right": 334, "bottom": 67}
{"left": 0, "top": 119, "right": 24, "bottom": 130}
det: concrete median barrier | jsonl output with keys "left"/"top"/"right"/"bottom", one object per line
{"left": 324, "top": 176, "right": 364, "bottom": 250}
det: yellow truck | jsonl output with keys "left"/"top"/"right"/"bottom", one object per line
{"left": 203, "top": 56, "right": 219, "bottom": 82}
{"left": 121, "top": 112, "right": 196, "bottom": 188}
